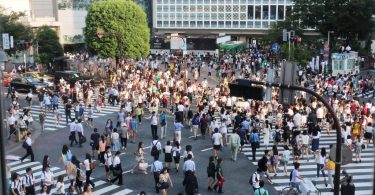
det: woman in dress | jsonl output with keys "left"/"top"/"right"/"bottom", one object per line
{"left": 131, "top": 142, "right": 146, "bottom": 174}
{"left": 163, "top": 141, "right": 173, "bottom": 169}
{"left": 53, "top": 107, "right": 61, "bottom": 127}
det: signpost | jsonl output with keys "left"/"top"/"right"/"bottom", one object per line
{"left": 2, "top": 33, "right": 10, "bottom": 50}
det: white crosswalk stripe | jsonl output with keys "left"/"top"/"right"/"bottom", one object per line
{"left": 27, "top": 102, "right": 121, "bottom": 131}
{"left": 241, "top": 126, "right": 374, "bottom": 194}
{"left": 7, "top": 160, "right": 133, "bottom": 195}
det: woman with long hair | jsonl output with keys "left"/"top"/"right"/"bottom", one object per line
{"left": 131, "top": 142, "right": 146, "bottom": 174}
{"left": 271, "top": 144, "right": 279, "bottom": 176}
{"left": 71, "top": 155, "right": 83, "bottom": 194}
{"left": 207, "top": 156, "right": 216, "bottom": 191}
{"left": 98, "top": 135, "right": 106, "bottom": 165}
{"left": 42, "top": 155, "right": 50, "bottom": 171}
{"left": 105, "top": 119, "right": 113, "bottom": 135}
{"left": 172, "top": 140, "right": 181, "bottom": 172}
{"left": 158, "top": 167, "right": 173, "bottom": 195}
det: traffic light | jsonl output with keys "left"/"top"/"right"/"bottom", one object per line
{"left": 229, "top": 79, "right": 265, "bottom": 101}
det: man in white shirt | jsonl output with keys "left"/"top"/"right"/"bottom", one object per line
{"left": 150, "top": 136, "right": 162, "bottom": 160}
{"left": 211, "top": 128, "right": 223, "bottom": 159}
{"left": 76, "top": 119, "right": 84, "bottom": 147}
{"left": 7, "top": 112, "right": 16, "bottom": 140}
{"left": 69, "top": 119, "right": 78, "bottom": 147}
{"left": 293, "top": 111, "right": 302, "bottom": 129}
{"left": 148, "top": 111, "right": 158, "bottom": 140}
{"left": 20, "top": 132, "right": 34, "bottom": 162}
{"left": 290, "top": 162, "right": 304, "bottom": 190}
{"left": 151, "top": 158, "right": 163, "bottom": 193}
{"left": 316, "top": 104, "right": 324, "bottom": 126}
{"left": 174, "top": 121, "right": 184, "bottom": 143}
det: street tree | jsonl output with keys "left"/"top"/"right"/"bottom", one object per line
{"left": 84, "top": 0, "right": 150, "bottom": 62}
{"left": 291, "top": 0, "right": 375, "bottom": 41}
{"left": 35, "top": 25, "right": 63, "bottom": 64}
{"left": 0, "top": 7, "right": 33, "bottom": 54}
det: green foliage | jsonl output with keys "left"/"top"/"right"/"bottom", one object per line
{"left": 35, "top": 26, "right": 63, "bottom": 64}
{"left": 85, "top": 0, "right": 150, "bottom": 60}
{"left": 0, "top": 7, "right": 33, "bottom": 54}
{"left": 291, "top": 0, "right": 375, "bottom": 41}
{"left": 280, "top": 43, "right": 315, "bottom": 67}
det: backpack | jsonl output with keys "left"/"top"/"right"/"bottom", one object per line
{"left": 274, "top": 131, "right": 281, "bottom": 142}
{"left": 289, "top": 170, "right": 294, "bottom": 182}
{"left": 151, "top": 141, "right": 159, "bottom": 156}
{"left": 22, "top": 140, "right": 28, "bottom": 149}
{"left": 250, "top": 172, "right": 259, "bottom": 185}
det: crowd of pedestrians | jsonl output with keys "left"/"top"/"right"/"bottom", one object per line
{"left": 5, "top": 44, "right": 374, "bottom": 195}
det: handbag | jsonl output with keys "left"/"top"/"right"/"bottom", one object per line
{"left": 138, "top": 162, "right": 148, "bottom": 171}
{"left": 216, "top": 178, "right": 225, "bottom": 186}
{"left": 81, "top": 136, "right": 87, "bottom": 143}
{"left": 90, "top": 162, "right": 95, "bottom": 170}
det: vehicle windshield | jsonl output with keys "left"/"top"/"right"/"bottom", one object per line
{"left": 25, "top": 77, "right": 39, "bottom": 83}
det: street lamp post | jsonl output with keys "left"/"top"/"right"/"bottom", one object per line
{"left": 238, "top": 80, "right": 342, "bottom": 195}
{"left": 0, "top": 49, "right": 9, "bottom": 195}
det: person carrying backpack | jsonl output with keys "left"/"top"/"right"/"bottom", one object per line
{"left": 151, "top": 137, "right": 162, "bottom": 160}
{"left": 251, "top": 168, "right": 261, "bottom": 191}
{"left": 250, "top": 129, "right": 260, "bottom": 161}
{"left": 258, "top": 150, "right": 272, "bottom": 184}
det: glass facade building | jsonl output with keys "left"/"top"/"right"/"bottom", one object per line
{"left": 153, "top": 0, "right": 294, "bottom": 30}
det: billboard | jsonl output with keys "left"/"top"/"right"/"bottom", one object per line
{"left": 186, "top": 38, "right": 217, "bottom": 50}
{"left": 151, "top": 38, "right": 170, "bottom": 49}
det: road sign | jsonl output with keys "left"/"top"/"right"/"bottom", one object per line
{"left": 2, "top": 33, "right": 10, "bottom": 49}
{"left": 272, "top": 43, "right": 280, "bottom": 52}
{"left": 329, "top": 145, "right": 352, "bottom": 165}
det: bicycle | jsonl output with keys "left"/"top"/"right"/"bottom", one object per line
{"left": 280, "top": 185, "right": 299, "bottom": 195}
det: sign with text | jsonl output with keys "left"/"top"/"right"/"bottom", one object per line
{"left": 2, "top": 33, "right": 10, "bottom": 49}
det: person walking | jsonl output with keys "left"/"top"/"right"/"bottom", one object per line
{"left": 172, "top": 141, "right": 181, "bottom": 172}
{"left": 151, "top": 158, "right": 164, "bottom": 193}
{"left": 148, "top": 111, "right": 159, "bottom": 140}
{"left": 111, "top": 128, "right": 121, "bottom": 152}
{"left": 229, "top": 129, "right": 241, "bottom": 161}
{"left": 213, "top": 158, "right": 224, "bottom": 193}
{"left": 254, "top": 180, "right": 269, "bottom": 195}
{"left": 55, "top": 175, "right": 65, "bottom": 195}
{"left": 10, "top": 172, "right": 22, "bottom": 195}
{"left": 83, "top": 153, "right": 95, "bottom": 188}
{"left": 76, "top": 119, "right": 84, "bottom": 147}
{"left": 98, "top": 136, "right": 106, "bottom": 166}
{"left": 174, "top": 120, "right": 184, "bottom": 143}
{"left": 104, "top": 146, "right": 113, "bottom": 181}
{"left": 110, "top": 151, "right": 123, "bottom": 185}
{"left": 40, "top": 165, "right": 54, "bottom": 194}
{"left": 183, "top": 170, "right": 198, "bottom": 195}
{"left": 200, "top": 114, "right": 208, "bottom": 139}
{"left": 280, "top": 145, "right": 291, "bottom": 175}
{"left": 250, "top": 129, "right": 260, "bottom": 161}
{"left": 263, "top": 120, "right": 271, "bottom": 150}
{"left": 20, "top": 132, "right": 34, "bottom": 162}
{"left": 151, "top": 136, "right": 162, "bottom": 160}
{"left": 271, "top": 145, "right": 279, "bottom": 177}
{"left": 158, "top": 167, "right": 173, "bottom": 195}
{"left": 212, "top": 128, "right": 223, "bottom": 159}
{"left": 120, "top": 122, "right": 129, "bottom": 151}
{"left": 160, "top": 110, "right": 167, "bottom": 139}
{"left": 69, "top": 119, "right": 77, "bottom": 147}
{"left": 22, "top": 167, "right": 35, "bottom": 195}
{"left": 64, "top": 100, "right": 73, "bottom": 125}
{"left": 163, "top": 141, "right": 173, "bottom": 169}
{"left": 251, "top": 168, "right": 261, "bottom": 192}
{"left": 90, "top": 128, "right": 100, "bottom": 158}
{"left": 39, "top": 108, "right": 46, "bottom": 133}
{"left": 129, "top": 116, "right": 139, "bottom": 144}
{"left": 191, "top": 114, "right": 200, "bottom": 140}
{"left": 207, "top": 156, "right": 216, "bottom": 191}
{"left": 131, "top": 142, "right": 146, "bottom": 174}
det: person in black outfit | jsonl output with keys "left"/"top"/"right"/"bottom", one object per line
{"left": 183, "top": 170, "right": 198, "bottom": 195}
{"left": 65, "top": 101, "right": 73, "bottom": 125}
{"left": 340, "top": 175, "right": 355, "bottom": 195}
{"left": 90, "top": 128, "right": 100, "bottom": 159}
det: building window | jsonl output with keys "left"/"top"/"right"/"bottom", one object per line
{"left": 176, "top": 21, "right": 182, "bottom": 27}
{"left": 240, "top": 13, "right": 246, "bottom": 20}
{"left": 240, "top": 5, "right": 246, "bottom": 12}
{"left": 262, "top": 21, "right": 269, "bottom": 28}
{"left": 233, "top": 13, "right": 239, "bottom": 20}
{"left": 225, "top": 21, "right": 231, "bottom": 28}
{"left": 197, "top": 13, "right": 203, "bottom": 20}
{"left": 197, "top": 5, "right": 203, "bottom": 12}
{"left": 263, "top": 0, "right": 269, "bottom": 3}
{"left": 219, "top": 0, "right": 224, "bottom": 4}
{"left": 183, "top": 5, "right": 189, "bottom": 12}
{"left": 157, "top": 0, "right": 162, "bottom": 4}
{"left": 255, "top": 21, "right": 261, "bottom": 28}
{"left": 183, "top": 13, "right": 189, "bottom": 20}
{"left": 212, "top": 0, "right": 218, "bottom": 3}
{"left": 218, "top": 21, "right": 224, "bottom": 28}
{"left": 204, "top": 21, "right": 210, "bottom": 27}
{"left": 225, "top": 0, "right": 232, "bottom": 4}
{"left": 157, "top": 21, "right": 162, "bottom": 27}
{"left": 233, "top": 0, "right": 239, "bottom": 3}
{"left": 219, "top": 5, "right": 224, "bottom": 12}
{"left": 248, "top": 5, "right": 254, "bottom": 19}
{"left": 183, "top": 21, "right": 189, "bottom": 27}
{"left": 270, "top": 5, "right": 276, "bottom": 19}
{"left": 204, "top": 13, "right": 210, "bottom": 20}
{"left": 176, "top": 13, "right": 182, "bottom": 19}
{"left": 240, "top": 21, "right": 246, "bottom": 28}
{"left": 233, "top": 21, "right": 239, "bottom": 28}
{"left": 247, "top": 21, "right": 253, "bottom": 28}
{"left": 204, "top": 5, "right": 210, "bottom": 12}
{"left": 176, "top": 5, "right": 182, "bottom": 12}
{"left": 170, "top": 0, "right": 175, "bottom": 4}
{"left": 190, "top": 6, "right": 196, "bottom": 12}
{"left": 233, "top": 5, "right": 239, "bottom": 12}
{"left": 255, "top": 0, "right": 261, "bottom": 4}
{"left": 190, "top": 13, "right": 196, "bottom": 20}
{"left": 197, "top": 21, "right": 203, "bottom": 27}
{"left": 255, "top": 6, "right": 261, "bottom": 19}
{"left": 240, "top": 0, "right": 246, "bottom": 3}
{"left": 170, "top": 21, "right": 175, "bottom": 27}
{"left": 211, "top": 21, "right": 217, "bottom": 27}
{"left": 278, "top": 5, "right": 284, "bottom": 20}
{"left": 163, "top": 5, "right": 169, "bottom": 12}
{"left": 211, "top": 13, "right": 218, "bottom": 20}
{"left": 263, "top": 5, "right": 269, "bottom": 19}
{"left": 163, "top": 13, "right": 169, "bottom": 20}
{"left": 204, "top": 0, "right": 210, "bottom": 4}
{"left": 170, "top": 6, "right": 175, "bottom": 12}
{"left": 191, "top": 0, "right": 196, "bottom": 4}
{"left": 170, "top": 13, "right": 175, "bottom": 19}
{"left": 157, "top": 5, "right": 162, "bottom": 12}
{"left": 218, "top": 13, "right": 224, "bottom": 20}
{"left": 163, "top": 0, "right": 169, "bottom": 3}
{"left": 176, "top": 0, "right": 182, "bottom": 3}
{"left": 225, "top": 13, "right": 232, "bottom": 20}
{"left": 197, "top": 0, "right": 204, "bottom": 4}
{"left": 190, "top": 21, "right": 196, "bottom": 27}
{"left": 212, "top": 5, "right": 217, "bottom": 12}
{"left": 157, "top": 13, "right": 162, "bottom": 20}
{"left": 225, "top": 5, "right": 231, "bottom": 12}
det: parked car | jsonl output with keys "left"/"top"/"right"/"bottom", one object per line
{"left": 54, "top": 71, "right": 91, "bottom": 85}
{"left": 10, "top": 77, "right": 48, "bottom": 93}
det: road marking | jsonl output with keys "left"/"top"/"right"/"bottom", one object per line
{"left": 122, "top": 165, "right": 152, "bottom": 174}
{"left": 201, "top": 147, "right": 213, "bottom": 152}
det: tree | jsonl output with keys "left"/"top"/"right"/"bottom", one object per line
{"left": 35, "top": 26, "right": 63, "bottom": 64}
{"left": 0, "top": 7, "right": 33, "bottom": 54}
{"left": 84, "top": 0, "right": 150, "bottom": 62}
{"left": 291, "top": 0, "right": 375, "bottom": 41}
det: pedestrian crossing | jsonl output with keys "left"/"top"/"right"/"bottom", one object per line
{"left": 7, "top": 159, "right": 134, "bottom": 195}
{"left": 27, "top": 102, "right": 121, "bottom": 131}
{"left": 241, "top": 127, "right": 374, "bottom": 195}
